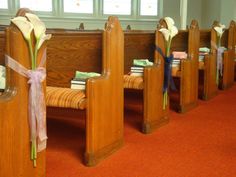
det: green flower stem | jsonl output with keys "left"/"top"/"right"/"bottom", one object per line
{"left": 31, "top": 139, "right": 37, "bottom": 167}
{"left": 216, "top": 70, "right": 219, "bottom": 85}
{"left": 166, "top": 38, "right": 172, "bottom": 56}
{"left": 34, "top": 39, "right": 40, "bottom": 69}
{"left": 163, "top": 92, "right": 166, "bottom": 110}
{"left": 163, "top": 91, "right": 168, "bottom": 110}
{"left": 27, "top": 39, "right": 36, "bottom": 70}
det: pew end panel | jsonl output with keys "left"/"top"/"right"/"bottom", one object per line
{"left": 0, "top": 17, "right": 46, "bottom": 177}
{"left": 220, "top": 50, "right": 234, "bottom": 89}
{"left": 199, "top": 29, "right": 218, "bottom": 100}
{"left": 85, "top": 17, "right": 124, "bottom": 165}
{"left": 157, "top": 19, "right": 199, "bottom": 113}
{"left": 201, "top": 53, "right": 218, "bottom": 100}
{"left": 142, "top": 63, "right": 169, "bottom": 133}
{"left": 124, "top": 30, "right": 168, "bottom": 133}
{"left": 215, "top": 21, "right": 235, "bottom": 90}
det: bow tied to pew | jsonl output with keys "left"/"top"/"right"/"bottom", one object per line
{"left": 157, "top": 17, "right": 178, "bottom": 109}
{"left": 212, "top": 23, "right": 226, "bottom": 85}
{"left": 9, "top": 12, "right": 51, "bottom": 167}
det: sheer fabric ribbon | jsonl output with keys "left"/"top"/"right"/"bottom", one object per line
{"left": 5, "top": 50, "right": 47, "bottom": 152}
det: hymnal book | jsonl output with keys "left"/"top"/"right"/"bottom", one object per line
{"left": 70, "top": 78, "right": 86, "bottom": 90}
{"left": 130, "top": 66, "right": 144, "bottom": 76}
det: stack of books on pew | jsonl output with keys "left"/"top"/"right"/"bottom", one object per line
{"left": 71, "top": 71, "right": 101, "bottom": 90}
{"left": 172, "top": 52, "right": 188, "bottom": 75}
{"left": 172, "top": 51, "right": 188, "bottom": 66}
{"left": 199, "top": 47, "right": 210, "bottom": 62}
{"left": 130, "top": 59, "right": 153, "bottom": 76}
{"left": 0, "top": 65, "right": 6, "bottom": 91}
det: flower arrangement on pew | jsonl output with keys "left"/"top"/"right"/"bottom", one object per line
{"left": 157, "top": 17, "right": 178, "bottom": 109}
{"left": 213, "top": 23, "right": 226, "bottom": 85}
{"left": 9, "top": 13, "right": 51, "bottom": 167}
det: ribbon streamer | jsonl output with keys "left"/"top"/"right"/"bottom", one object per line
{"left": 156, "top": 46, "right": 176, "bottom": 92}
{"left": 5, "top": 50, "right": 47, "bottom": 152}
{"left": 211, "top": 41, "right": 225, "bottom": 83}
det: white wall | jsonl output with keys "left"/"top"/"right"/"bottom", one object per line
{"left": 187, "top": 0, "right": 202, "bottom": 27}
{"left": 163, "top": 0, "right": 181, "bottom": 28}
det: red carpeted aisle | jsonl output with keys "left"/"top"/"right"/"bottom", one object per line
{"left": 46, "top": 84, "right": 236, "bottom": 177}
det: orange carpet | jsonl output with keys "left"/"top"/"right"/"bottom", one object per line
{"left": 46, "top": 84, "right": 236, "bottom": 177}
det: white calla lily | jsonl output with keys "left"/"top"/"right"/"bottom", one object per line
{"left": 11, "top": 16, "right": 33, "bottom": 40}
{"left": 170, "top": 26, "right": 178, "bottom": 38}
{"left": 37, "top": 34, "right": 52, "bottom": 50}
{"left": 25, "top": 13, "right": 46, "bottom": 39}
{"left": 159, "top": 28, "right": 170, "bottom": 41}
{"left": 164, "top": 17, "right": 175, "bottom": 29}
{"left": 219, "top": 24, "right": 225, "bottom": 29}
{"left": 214, "top": 26, "right": 224, "bottom": 37}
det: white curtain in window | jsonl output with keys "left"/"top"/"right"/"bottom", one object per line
{"left": 103, "top": 0, "right": 131, "bottom": 15}
{"left": 64, "top": 0, "right": 93, "bottom": 13}
{"left": 0, "top": 0, "right": 8, "bottom": 9}
{"left": 20, "top": 0, "right": 52, "bottom": 11}
{"left": 140, "top": 0, "right": 158, "bottom": 16}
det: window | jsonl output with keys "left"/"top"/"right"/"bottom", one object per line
{"left": 140, "top": 0, "right": 158, "bottom": 16}
{"left": 103, "top": 0, "right": 131, "bottom": 15}
{"left": 64, "top": 0, "right": 93, "bottom": 14}
{"left": 0, "top": 0, "right": 8, "bottom": 9}
{"left": 20, "top": 0, "right": 52, "bottom": 12}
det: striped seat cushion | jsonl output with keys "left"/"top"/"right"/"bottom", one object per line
{"left": 124, "top": 75, "right": 144, "bottom": 90}
{"left": 46, "top": 86, "right": 86, "bottom": 110}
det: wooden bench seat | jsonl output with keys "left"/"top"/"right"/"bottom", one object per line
{"left": 123, "top": 75, "right": 144, "bottom": 90}
{"left": 46, "top": 86, "right": 86, "bottom": 109}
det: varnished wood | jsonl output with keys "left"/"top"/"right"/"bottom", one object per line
{"left": 156, "top": 20, "right": 199, "bottom": 113}
{"left": 47, "top": 31, "right": 103, "bottom": 87}
{"left": 124, "top": 30, "right": 168, "bottom": 133}
{"left": 0, "top": 11, "right": 46, "bottom": 177}
{"left": 198, "top": 29, "right": 218, "bottom": 100}
{"left": 47, "top": 17, "right": 124, "bottom": 166}
{"left": 0, "top": 31, "right": 5, "bottom": 65}
{"left": 213, "top": 21, "right": 235, "bottom": 89}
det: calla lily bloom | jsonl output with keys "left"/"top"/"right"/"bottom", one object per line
{"left": 11, "top": 16, "right": 33, "bottom": 41}
{"left": 170, "top": 26, "right": 178, "bottom": 38}
{"left": 164, "top": 17, "right": 175, "bottom": 29}
{"left": 37, "top": 34, "right": 52, "bottom": 50}
{"left": 214, "top": 26, "right": 224, "bottom": 37}
{"left": 25, "top": 13, "right": 46, "bottom": 40}
{"left": 159, "top": 28, "right": 170, "bottom": 41}
{"left": 159, "top": 24, "right": 178, "bottom": 42}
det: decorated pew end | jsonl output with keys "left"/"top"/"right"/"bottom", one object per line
{"left": 46, "top": 16, "right": 124, "bottom": 166}
{"left": 215, "top": 21, "right": 235, "bottom": 90}
{"left": 0, "top": 9, "right": 46, "bottom": 177}
{"left": 157, "top": 19, "right": 199, "bottom": 113}
{"left": 198, "top": 28, "right": 218, "bottom": 100}
{"left": 123, "top": 30, "right": 168, "bottom": 134}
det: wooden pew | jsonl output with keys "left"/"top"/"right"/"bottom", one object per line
{"left": 46, "top": 16, "right": 124, "bottom": 166}
{"left": 0, "top": 30, "right": 5, "bottom": 94}
{"left": 198, "top": 28, "right": 218, "bottom": 100}
{"left": 124, "top": 30, "right": 168, "bottom": 133}
{"left": 0, "top": 13, "right": 46, "bottom": 177}
{"left": 233, "top": 21, "right": 236, "bottom": 81}
{"left": 0, "top": 31, "right": 5, "bottom": 66}
{"left": 156, "top": 20, "right": 199, "bottom": 113}
{"left": 216, "top": 21, "right": 235, "bottom": 89}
